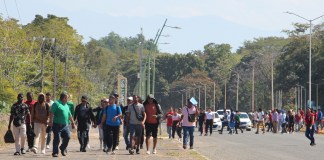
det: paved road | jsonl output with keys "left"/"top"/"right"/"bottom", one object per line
{"left": 194, "top": 127, "right": 323, "bottom": 160}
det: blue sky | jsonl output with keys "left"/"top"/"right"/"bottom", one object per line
{"left": 1, "top": 0, "right": 324, "bottom": 54}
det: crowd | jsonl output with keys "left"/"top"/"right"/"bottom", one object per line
{"left": 7, "top": 92, "right": 203, "bottom": 157}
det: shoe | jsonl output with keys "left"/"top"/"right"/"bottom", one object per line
{"left": 126, "top": 146, "right": 129, "bottom": 150}
{"left": 41, "top": 150, "right": 46, "bottom": 154}
{"left": 183, "top": 145, "right": 187, "bottom": 149}
{"left": 129, "top": 148, "right": 134, "bottom": 155}
{"left": 111, "top": 150, "right": 116, "bottom": 155}
{"left": 52, "top": 153, "right": 58, "bottom": 157}
{"left": 310, "top": 142, "right": 316, "bottom": 146}
{"left": 235, "top": 133, "right": 238, "bottom": 134}
{"left": 115, "top": 146, "right": 119, "bottom": 150}
{"left": 21, "top": 148, "right": 26, "bottom": 154}
{"left": 255, "top": 132, "right": 259, "bottom": 134}
{"left": 26, "top": 148, "right": 30, "bottom": 152}
{"left": 31, "top": 147, "right": 37, "bottom": 154}
{"left": 190, "top": 146, "right": 194, "bottom": 149}
{"left": 14, "top": 152, "right": 20, "bottom": 155}
{"left": 146, "top": 150, "right": 150, "bottom": 155}
{"left": 87, "top": 144, "right": 90, "bottom": 149}
{"left": 61, "top": 149, "right": 66, "bottom": 156}
{"left": 204, "top": 134, "right": 208, "bottom": 136}
{"left": 46, "top": 145, "right": 50, "bottom": 149}
{"left": 81, "top": 148, "right": 87, "bottom": 152}
{"left": 140, "top": 145, "right": 143, "bottom": 149}
{"left": 106, "top": 148, "right": 111, "bottom": 153}
{"left": 136, "top": 148, "right": 140, "bottom": 154}
{"left": 153, "top": 149, "right": 157, "bottom": 154}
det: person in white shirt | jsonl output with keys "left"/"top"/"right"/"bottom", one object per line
{"left": 171, "top": 109, "right": 182, "bottom": 140}
{"left": 204, "top": 108, "right": 214, "bottom": 136}
{"left": 255, "top": 108, "right": 265, "bottom": 134}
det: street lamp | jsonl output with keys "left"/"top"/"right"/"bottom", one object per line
{"left": 285, "top": 11, "right": 324, "bottom": 108}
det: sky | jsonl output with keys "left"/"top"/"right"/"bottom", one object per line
{"left": 1, "top": 0, "right": 324, "bottom": 54}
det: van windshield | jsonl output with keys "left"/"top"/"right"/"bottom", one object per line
{"left": 217, "top": 111, "right": 224, "bottom": 115}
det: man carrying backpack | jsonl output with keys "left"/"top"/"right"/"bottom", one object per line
{"left": 74, "top": 95, "right": 96, "bottom": 152}
{"left": 234, "top": 110, "right": 243, "bottom": 134}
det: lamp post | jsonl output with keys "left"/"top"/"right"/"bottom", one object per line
{"left": 285, "top": 12, "right": 324, "bottom": 108}
{"left": 152, "top": 19, "right": 180, "bottom": 97}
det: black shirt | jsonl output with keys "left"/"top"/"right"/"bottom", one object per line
{"left": 74, "top": 103, "right": 95, "bottom": 130}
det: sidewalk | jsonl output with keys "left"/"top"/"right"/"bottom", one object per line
{"left": 0, "top": 127, "right": 207, "bottom": 160}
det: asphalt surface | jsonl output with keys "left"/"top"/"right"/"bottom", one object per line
{"left": 194, "top": 127, "right": 323, "bottom": 160}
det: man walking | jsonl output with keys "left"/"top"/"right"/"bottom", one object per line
{"left": 255, "top": 108, "right": 265, "bottom": 134}
{"left": 74, "top": 95, "right": 96, "bottom": 152}
{"left": 234, "top": 110, "right": 243, "bottom": 134}
{"left": 48, "top": 92, "right": 76, "bottom": 157}
{"left": 93, "top": 98, "right": 108, "bottom": 151}
{"left": 143, "top": 94, "right": 163, "bottom": 155}
{"left": 219, "top": 109, "right": 229, "bottom": 134}
{"left": 8, "top": 93, "right": 31, "bottom": 155}
{"left": 122, "top": 97, "right": 133, "bottom": 150}
{"left": 204, "top": 107, "right": 214, "bottom": 136}
{"left": 272, "top": 109, "right": 279, "bottom": 133}
{"left": 24, "top": 92, "right": 37, "bottom": 152}
{"left": 127, "top": 95, "right": 146, "bottom": 154}
{"left": 100, "top": 95, "right": 122, "bottom": 155}
{"left": 198, "top": 108, "right": 205, "bottom": 136}
{"left": 305, "top": 107, "right": 316, "bottom": 146}
{"left": 45, "top": 93, "right": 54, "bottom": 149}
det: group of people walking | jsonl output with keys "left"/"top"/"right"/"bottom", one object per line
{"left": 7, "top": 91, "right": 203, "bottom": 157}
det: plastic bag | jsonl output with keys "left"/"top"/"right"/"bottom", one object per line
{"left": 4, "top": 130, "right": 15, "bottom": 143}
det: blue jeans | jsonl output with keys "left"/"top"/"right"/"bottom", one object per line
{"left": 52, "top": 123, "right": 70, "bottom": 154}
{"left": 305, "top": 124, "right": 315, "bottom": 144}
{"left": 183, "top": 126, "right": 195, "bottom": 147}
{"left": 123, "top": 125, "right": 130, "bottom": 147}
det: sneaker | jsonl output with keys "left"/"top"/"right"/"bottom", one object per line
{"left": 136, "top": 148, "right": 140, "bottom": 154}
{"left": 21, "top": 148, "right": 26, "bottom": 154}
{"left": 61, "top": 149, "right": 67, "bottom": 156}
{"left": 153, "top": 149, "right": 157, "bottom": 154}
{"left": 190, "top": 146, "right": 194, "bottom": 149}
{"left": 41, "top": 149, "right": 46, "bottom": 154}
{"left": 183, "top": 145, "right": 187, "bottom": 149}
{"left": 87, "top": 144, "right": 90, "bottom": 149}
{"left": 46, "top": 145, "right": 50, "bottom": 149}
{"left": 106, "top": 148, "right": 112, "bottom": 153}
{"left": 26, "top": 148, "right": 30, "bottom": 152}
{"left": 129, "top": 148, "right": 134, "bottom": 155}
{"left": 115, "top": 146, "right": 119, "bottom": 150}
{"left": 14, "top": 152, "right": 20, "bottom": 155}
{"left": 111, "top": 151, "right": 116, "bottom": 155}
{"left": 146, "top": 150, "right": 150, "bottom": 155}
{"left": 31, "top": 147, "right": 37, "bottom": 154}
{"left": 204, "top": 134, "right": 208, "bottom": 136}
{"left": 52, "top": 153, "right": 58, "bottom": 157}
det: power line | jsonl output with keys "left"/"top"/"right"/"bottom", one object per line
{"left": 14, "top": 0, "right": 22, "bottom": 23}
{"left": 3, "top": 0, "right": 10, "bottom": 18}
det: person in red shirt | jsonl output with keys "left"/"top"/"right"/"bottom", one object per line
{"left": 295, "top": 112, "right": 302, "bottom": 132}
{"left": 305, "top": 107, "right": 315, "bottom": 146}
{"left": 299, "top": 108, "right": 305, "bottom": 120}
{"left": 24, "top": 92, "right": 37, "bottom": 152}
{"left": 143, "top": 94, "right": 163, "bottom": 155}
{"left": 165, "top": 107, "right": 173, "bottom": 139}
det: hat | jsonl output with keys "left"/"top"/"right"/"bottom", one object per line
{"left": 148, "top": 94, "right": 155, "bottom": 99}
{"left": 109, "top": 95, "right": 116, "bottom": 99}
{"left": 102, "top": 98, "right": 109, "bottom": 102}
{"left": 81, "top": 95, "right": 88, "bottom": 101}
{"left": 127, "top": 97, "right": 133, "bottom": 101}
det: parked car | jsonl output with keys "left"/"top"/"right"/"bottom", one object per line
{"left": 239, "top": 112, "right": 252, "bottom": 131}
{"left": 216, "top": 109, "right": 230, "bottom": 121}
{"left": 212, "top": 112, "right": 222, "bottom": 131}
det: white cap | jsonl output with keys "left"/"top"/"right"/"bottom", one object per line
{"left": 127, "top": 97, "right": 133, "bottom": 101}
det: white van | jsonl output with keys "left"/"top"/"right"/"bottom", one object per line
{"left": 216, "top": 109, "right": 230, "bottom": 120}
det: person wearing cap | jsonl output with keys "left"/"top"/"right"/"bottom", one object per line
{"left": 178, "top": 98, "right": 199, "bottom": 149}
{"left": 48, "top": 92, "right": 76, "bottom": 157}
{"left": 100, "top": 95, "right": 122, "bottom": 155}
{"left": 93, "top": 97, "right": 108, "bottom": 151}
{"left": 143, "top": 94, "right": 163, "bottom": 155}
{"left": 122, "top": 97, "right": 133, "bottom": 150}
{"left": 74, "top": 95, "right": 96, "bottom": 152}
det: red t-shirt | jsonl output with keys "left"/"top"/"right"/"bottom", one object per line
{"left": 24, "top": 100, "right": 37, "bottom": 124}
{"left": 295, "top": 114, "right": 301, "bottom": 122}
{"left": 165, "top": 112, "right": 173, "bottom": 127}
{"left": 305, "top": 113, "right": 314, "bottom": 126}
{"left": 300, "top": 110, "right": 305, "bottom": 119}
{"left": 145, "top": 103, "right": 158, "bottom": 124}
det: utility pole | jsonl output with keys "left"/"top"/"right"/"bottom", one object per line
{"left": 53, "top": 38, "right": 57, "bottom": 100}
{"left": 198, "top": 87, "right": 201, "bottom": 107}
{"left": 41, "top": 38, "right": 45, "bottom": 92}
{"left": 213, "top": 82, "right": 215, "bottom": 111}
{"left": 252, "top": 65, "right": 255, "bottom": 112}
{"left": 236, "top": 73, "right": 239, "bottom": 111}
{"left": 64, "top": 53, "right": 68, "bottom": 91}
{"left": 204, "top": 84, "right": 207, "bottom": 111}
{"left": 224, "top": 79, "right": 227, "bottom": 110}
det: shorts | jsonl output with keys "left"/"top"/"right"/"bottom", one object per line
{"left": 129, "top": 124, "right": 142, "bottom": 138}
{"left": 145, "top": 123, "right": 159, "bottom": 138}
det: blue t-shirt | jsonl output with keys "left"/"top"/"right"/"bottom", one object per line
{"left": 103, "top": 104, "right": 122, "bottom": 126}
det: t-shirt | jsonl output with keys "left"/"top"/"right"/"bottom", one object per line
{"left": 165, "top": 112, "right": 173, "bottom": 126}
{"left": 74, "top": 103, "right": 95, "bottom": 130}
{"left": 10, "top": 103, "right": 30, "bottom": 127}
{"left": 50, "top": 100, "right": 72, "bottom": 125}
{"left": 33, "top": 102, "right": 49, "bottom": 124}
{"left": 145, "top": 103, "right": 158, "bottom": 124}
{"left": 128, "top": 103, "right": 145, "bottom": 125}
{"left": 46, "top": 100, "right": 54, "bottom": 106}
{"left": 67, "top": 101, "right": 75, "bottom": 117}
{"left": 305, "top": 113, "right": 314, "bottom": 126}
{"left": 198, "top": 112, "right": 206, "bottom": 123}
{"left": 205, "top": 112, "right": 214, "bottom": 120}
{"left": 182, "top": 106, "right": 197, "bottom": 127}
{"left": 172, "top": 114, "right": 181, "bottom": 121}
{"left": 24, "top": 100, "right": 36, "bottom": 124}
{"left": 93, "top": 106, "right": 104, "bottom": 125}
{"left": 103, "top": 104, "right": 122, "bottom": 126}
{"left": 258, "top": 111, "right": 264, "bottom": 121}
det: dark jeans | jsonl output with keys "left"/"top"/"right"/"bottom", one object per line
{"left": 106, "top": 125, "right": 119, "bottom": 151}
{"left": 52, "top": 123, "right": 70, "bottom": 154}
{"left": 281, "top": 123, "right": 287, "bottom": 133}
{"left": 198, "top": 121, "right": 204, "bottom": 134}
{"left": 235, "top": 122, "right": 243, "bottom": 133}
{"left": 27, "top": 124, "right": 34, "bottom": 149}
{"left": 140, "top": 127, "right": 144, "bottom": 147}
{"left": 267, "top": 122, "right": 273, "bottom": 132}
{"left": 46, "top": 131, "right": 52, "bottom": 145}
{"left": 123, "top": 125, "right": 130, "bottom": 147}
{"left": 205, "top": 120, "right": 213, "bottom": 134}
{"left": 183, "top": 126, "right": 194, "bottom": 147}
{"left": 77, "top": 129, "right": 89, "bottom": 150}
{"left": 220, "top": 121, "right": 229, "bottom": 133}
{"left": 172, "top": 121, "right": 182, "bottom": 138}
{"left": 305, "top": 124, "right": 315, "bottom": 144}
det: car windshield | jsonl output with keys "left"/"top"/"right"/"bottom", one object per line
{"left": 217, "top": 111, "right": 224, "bottom": 115}
{"left": 214, "top": 113, "right": 219, "bottom": 118}
{"left": 240, "top": 114, "right": 249, "bottom": 118}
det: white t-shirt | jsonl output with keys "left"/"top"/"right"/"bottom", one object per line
{"left": 172, "top": 114, "right": 181, "bottom": 121}
{"left": 205, "top": 112, "right": 214, "bottom": 120}
{"left": 258, "top": 111, "right": 264, "bottom": 121}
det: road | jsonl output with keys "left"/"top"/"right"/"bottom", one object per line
{"left": 194, "top": 127, "right": 323, "bottom": 160}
